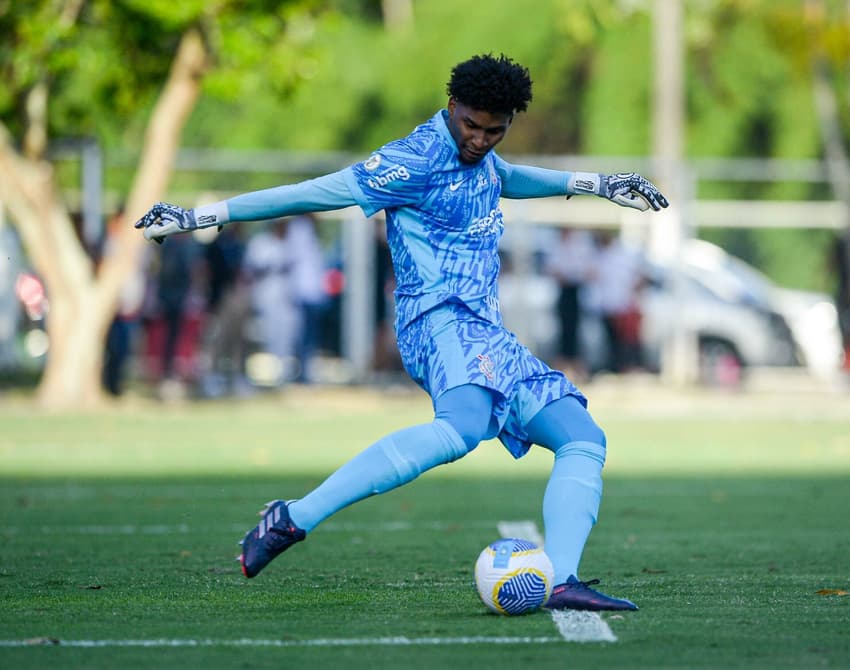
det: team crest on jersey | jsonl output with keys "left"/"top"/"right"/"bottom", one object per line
{"left": 477, "top": 354, "right": 496, "bottom": 381}
{"left": 468, "top": 209, "right": 503, "bottom": 237}
{"left": 364, "top": 154, "right": 382, "bottom": 171}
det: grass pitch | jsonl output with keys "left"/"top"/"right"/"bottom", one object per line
{"left": 0, "top": 382, "right": 849, "bottom": 669}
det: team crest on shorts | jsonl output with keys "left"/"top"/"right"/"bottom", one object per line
{"left": 477, "top": 354, "right": 496, "bottom": 381}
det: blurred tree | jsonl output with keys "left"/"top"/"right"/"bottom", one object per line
{"left": 687, "top": 0, "right": 850, "bottom": 288}
{"left": 0, "top": 0, "right": 329, "bottom": 407}
{"left": 184, "top": 0, "right": 605, "bottom": 154}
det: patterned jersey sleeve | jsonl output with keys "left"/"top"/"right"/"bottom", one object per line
{"left": 342, "top": 139, "right": 432, "bottom": 218}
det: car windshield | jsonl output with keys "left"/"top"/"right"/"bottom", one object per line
{"left": 681, "top": 241, "right": 774, "bottom": 307}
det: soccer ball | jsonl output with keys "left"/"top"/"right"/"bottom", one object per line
{"left": 474, "top": 538, "right": 555, "bottom": 615}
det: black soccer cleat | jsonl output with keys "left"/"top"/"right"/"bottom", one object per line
{"left": 238, "top": 500, "right": 306, "bottom": 578}
{"left": 545, "top": 575, "right": 638, "bottom": 611}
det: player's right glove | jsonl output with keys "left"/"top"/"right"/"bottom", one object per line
{"left": 134, "top": 202, "right": 199, "bottom": 244}
{"left": 568, "top": 172, "right": 669, "bottom": 212}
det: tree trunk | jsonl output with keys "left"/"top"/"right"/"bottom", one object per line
{"left": 0, "top": 28, "right": 208, "bottom": 408}
{"left": 381, "top": 0, "right": 413, "bottom": 31}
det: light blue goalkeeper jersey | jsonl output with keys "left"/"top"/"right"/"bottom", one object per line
{"left": 342, "top": 110, "right": 567, "bottom": 331}
{"left": 224, "top": 109, "right": 570, "bottom": 331}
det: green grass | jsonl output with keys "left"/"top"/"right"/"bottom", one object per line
{"left": 1, "top": 385, "right": 849, "bottom": 669}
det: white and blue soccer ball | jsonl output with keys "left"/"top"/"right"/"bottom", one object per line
{"left": 474, "top": 538, "right": 555, "bottom": 615}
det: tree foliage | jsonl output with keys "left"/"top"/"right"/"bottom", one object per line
{"left": 0, "top": 0, "right": 331, "bottom": 152}
{"left": 181, "top": 0, "right": 850, "bottom": 160}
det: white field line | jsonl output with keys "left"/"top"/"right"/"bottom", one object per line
{"left": 0, "top": 636, "right": 563, "bottom": 648}
{"left": 550, "top": 610, "right": 617, "bottom": 643}
{"left": 496, "top": 520, "right": 544, "bottom": 545}
{"left": 495, "top": 519, "right": 618, "bottom": 644}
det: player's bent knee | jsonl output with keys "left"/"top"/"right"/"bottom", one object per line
{"left": 434, "top": 385, "right": 494, "bottom": 453}
{"left": 430, "top": 412, "right": 486, "bottom": 454}
{"left": 554, "top": 440, "right": 607, "bottom": 467}
{"left": 438, "top": 416, "right": 487, "bottom": 454}
{"left": 526, "top": 396, "right": 607, "bottom": 449}
{"left": 578, "top": 423, "right": 606, "bottom": 449}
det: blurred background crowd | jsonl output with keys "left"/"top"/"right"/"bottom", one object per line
{"left": 2, "top": 206, "right": 846, "bottom": 401}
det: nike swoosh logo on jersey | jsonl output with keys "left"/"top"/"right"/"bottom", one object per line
{"left": 449, "top": 179, "right": 465, "bottom": 192}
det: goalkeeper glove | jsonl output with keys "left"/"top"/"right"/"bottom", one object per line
{"left": 134, "top": 201, "right": 227, "bottom": 243}
{"left": 568, "top": 172, "right": 669, "bottom": 212}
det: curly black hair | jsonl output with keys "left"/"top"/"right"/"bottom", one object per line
{"left": 446, "top": 54, "right": 533, "bottom": 115}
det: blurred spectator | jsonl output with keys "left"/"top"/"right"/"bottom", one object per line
{"left": 243, "top": 218, "right": 297, "bottom": 387}
{"left": 101, "top": 208, "right": 146, "bottom": 396}
{"left": 149, "top": 232, "right": 202, "bottom": 398}
{"left": 287, "top": 214, "right": 326, "bottom": 383}
{"left": 586, "top": 230, "right": 645, "bottom": 374}
{"left": 159, "top": 235, "right": 196, "bottom": 380}
{"left": 544, "top": 227, "right": 596, "bottom": 381}
{"left": 318, "top": 238, "right": 345, "bottom": 358}
{"left": 199, "top": 223, "right": 251, "bottom": 396}
{"left": 205, "top": 223, "right": 245, "bottom": 316}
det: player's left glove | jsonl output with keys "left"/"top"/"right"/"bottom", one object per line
{"left": 568, "top": 172, "right": 669, "bottom": 212}
{"left": 134, "top": 202, "right": 199, "bottom": 244}
{"left": 135, "top": 201, "right": 229, "bottom": 243}
{"left": 602, "top": 173, "right": 669, "bottom": 211}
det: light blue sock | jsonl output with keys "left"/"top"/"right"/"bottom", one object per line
{"left": 542, "top": 441, "right": 606, "bottom": 584}
{"left": 288, "top": 419, "right": 468, "bottom": 533}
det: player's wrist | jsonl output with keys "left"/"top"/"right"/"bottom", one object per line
{"left": 192, "top": 201, "right": 230, "bottom": 229}
{"left": 567, "top": 172, "right": 605, "bottom": 197}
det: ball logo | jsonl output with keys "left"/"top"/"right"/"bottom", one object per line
{"left": 493, "top": 541, "right": 512, "bottom": 568}
{"left": 494, "top": 571, "right": 550, "bottom": 615}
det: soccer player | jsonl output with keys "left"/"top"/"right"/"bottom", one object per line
{"left": 135, "top": 54, "right": 669, "bottom": 611}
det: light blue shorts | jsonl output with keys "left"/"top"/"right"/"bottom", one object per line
{"left": 396, "top": 302, "right": 586, "bottom": 458}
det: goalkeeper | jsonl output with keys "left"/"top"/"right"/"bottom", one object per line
{"left": 136, "top": 53, "right": 668, "bottom": 611}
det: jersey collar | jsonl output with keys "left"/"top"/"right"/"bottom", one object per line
{"left": 435, "top": 109, "right": 461, "bottom": 158}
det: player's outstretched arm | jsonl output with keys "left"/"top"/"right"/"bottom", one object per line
{"left": 568, "top": 172, "right": 669, "bottom": 212}
{"left": 134, "top": 170, "right": 359, "bottom": 243}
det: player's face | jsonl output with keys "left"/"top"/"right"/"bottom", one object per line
{"left": 446, "top": 98, "right": 512, "bottom": 164}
